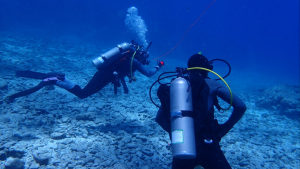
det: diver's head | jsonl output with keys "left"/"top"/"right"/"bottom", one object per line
{"left": 187, "top": 54, "right": 213, "bottom": 77}
{"left": 136, "top": 51, "right": 150, "bottom": 65}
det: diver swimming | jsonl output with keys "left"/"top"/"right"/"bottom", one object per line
{"left": 6, "top": 41, "right": 163, "bottom": 102}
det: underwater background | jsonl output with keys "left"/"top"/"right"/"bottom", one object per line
{"left": 0, "top": 0, "right": 299, "bottom": 168}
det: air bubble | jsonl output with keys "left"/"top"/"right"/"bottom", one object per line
{"left": 125, "top": 6, "right": 148, "bottom": 48}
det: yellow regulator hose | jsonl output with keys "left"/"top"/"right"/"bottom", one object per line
{"left": 187, "top": 67, "right": 233, "bottom": 111}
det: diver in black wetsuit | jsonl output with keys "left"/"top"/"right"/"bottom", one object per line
{"left": 7, "top": 42, "right": 163, "bottom": 101}
{"left": 155, "top": 54, "right": 246, "bottom": 169}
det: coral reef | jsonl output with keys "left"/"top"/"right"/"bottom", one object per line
{"left": 256, "top": 84, "right": 300, "bottom": 119}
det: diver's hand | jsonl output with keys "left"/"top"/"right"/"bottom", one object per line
{"left": 214, "top": 119, "right": 231, "bottom": 142}
{"left": 155, "top": 61, "right": 164, "bottom": 70}
{"left": 216, "top": 124, "right": 231, "bottom": 141}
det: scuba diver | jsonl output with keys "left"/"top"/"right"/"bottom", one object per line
{"left": 153, "top": 54, "right": 246, "bottom": 169}
{"left": 7, "top": 41, "right": 163, "bottom": 101}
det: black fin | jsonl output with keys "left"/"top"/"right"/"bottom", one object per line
{"left": 15, "top": 71, "right": 65, "bottom": 80}
{"left": 15, "top": 71, "right": 48, "bottom": 79}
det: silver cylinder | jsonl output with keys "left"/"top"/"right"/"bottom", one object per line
{"left": 92, "top": 42, "right": 131, "bottom": 70}
{"left": 170, "top": 77, "right": 196, "bottom": 159}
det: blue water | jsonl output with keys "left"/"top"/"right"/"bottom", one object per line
{"left": 0, "top": 1, "right": 299, "bottom": 168}
{"left": 0, "top": 0, "right": 298, "bottom": 87}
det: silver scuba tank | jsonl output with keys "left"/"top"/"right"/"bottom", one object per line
{"left": 92, "top": 42, "right": 131, "bottom": 70}
{"left": 170, "top": 77, "right": 196, "bottom": 159}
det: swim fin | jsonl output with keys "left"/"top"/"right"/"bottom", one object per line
{"left": 15, "top": 71, "right": 65, "bottom": 80}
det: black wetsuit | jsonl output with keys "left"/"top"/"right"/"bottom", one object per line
{"left": 8, "top": 58, "right": 159, "bottom": 100}
{"left": 155, "top": 74, "right": 246, "bottom": 169}
{"left": 68, "top": 59, "right": 158, "bottom": 99}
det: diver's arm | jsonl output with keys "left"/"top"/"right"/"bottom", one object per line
{"left": 134, "top": 60, "right": 159, "bottom": 77}
{"left": 216, "top": 84, "right": 246, "bottom": 132}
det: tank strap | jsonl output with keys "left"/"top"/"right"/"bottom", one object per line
{"left": 43, "top": 77, "right": 59, "bottom": 81}
{"left": 181, "top": 110, "right": 194, "bottom": 117}
{"left": 171, "top": 110, "right": 194, "bottom": 118}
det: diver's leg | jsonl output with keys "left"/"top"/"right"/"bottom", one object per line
{"left": 65, "top": 71, "right": 113, "bottom": 99}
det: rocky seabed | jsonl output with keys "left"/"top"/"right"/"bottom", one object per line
{"left": 0, "top": 35, "right": 299, "bottom": 169}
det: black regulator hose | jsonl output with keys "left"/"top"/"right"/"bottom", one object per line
{"left": 209, "top": 59, "right": 231, "bottom": 80}
{"left": 149, "top": 72, "right": 177, "bottom": 108}
{"left": 149, "top": 59, "right": 232, "bottom": 110}
{"left": 157, "top": 72, "right": 177, "bottom": 85}
{"left": 146, "top": 42, "right": 152, "bottom": 52}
